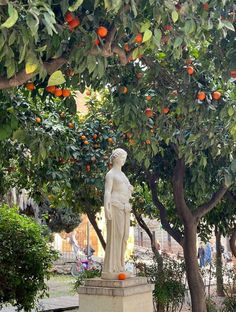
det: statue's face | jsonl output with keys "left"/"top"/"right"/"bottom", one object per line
{"left": 113, "top": 153, "right": 127, "bottom": 166}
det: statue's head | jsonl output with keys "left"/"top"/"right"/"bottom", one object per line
{"left": 109, "top": 148, "right": 127, "bottom": 166}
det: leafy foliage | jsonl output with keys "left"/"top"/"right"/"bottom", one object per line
{"left": 0, "top": 205, "right": 58, "bottom": 311}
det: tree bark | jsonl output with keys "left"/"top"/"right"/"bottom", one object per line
{"left": 184, "top": 223, "right": 207, "bottom": 312}
{"left": 229, "top": 226, "right": 236, "bottom": 257}
{"left": 86, "top": 209, "right": 106, "bottom": 251}
{"left": 215, "top": 227, "right": 225, "bottom": 297}
{"left": 132, "top": 206, "right": 162, "bottom": 260}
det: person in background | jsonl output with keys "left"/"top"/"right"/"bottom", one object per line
{"left": 198, "top": 243, "right": 205, "bottom": 268}
{"left": 204, "top": 242, "right": 212, "bottom": 266}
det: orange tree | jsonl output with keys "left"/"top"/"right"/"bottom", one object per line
{"left": 0, "top": 89, "right": 118, "bottom": 244}
{"left": 0, "top": 1, "right": 236, "bottom": 311}
{"left": 99, "top": 23, "right": 236, "bottom": 312}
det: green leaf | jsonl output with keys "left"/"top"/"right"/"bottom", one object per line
{"left": 140, "top": 21, "right": 151, "bottom": 33}
{"left": 12, "top": 129, "right": 26, "bottom": 141}
{"left": 87, "top": 55, "right": 97, "bottom": 74}
{"left": 130, "top": 0, "right": 137, "bottom": 17}
{"left": 228, "top": 107, "right": 234, "bottom": 117}
{"left": 0, "top": 126, "right": 11, "bottom": 140}
{"left": 222, "top": 20, "right": 235, "bottom": 32}
{"left": 26, "top": 13, "right": 39, "bottom": 37}
{"left": 69, "top": 0, "right": 84, "bottom": 11}
{"left": 224, "top": 172, "right": 232, "bottom": 187}
{"left": 25, "top": 61, "right": 38, "bottom": 74}
{"left": 230, "top": 160, "right": 236, "bottom": 173}
{"left": 142, "top": 29, "right": 152, "bottom": 43}
{"left": 153, "top": 28, "right": 162, "bottom": 46}
{"left": 1, "top": 3, "right": 18, "bottom": 28}
{"left": 48, "top": 70, "right": 66, "bottom": 86}
{"left": 132, "top": 48, "right": 140, "bottom": 60}
{"left": 171, "top": 10, "right": 178, "bottom": 23}
{"left": 173, "top": 37, "right": 183, "bottom": 48}
{"left": 8, "top": 31, "right": 16, "bottom": 45}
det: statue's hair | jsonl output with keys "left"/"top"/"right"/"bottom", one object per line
{"left": 109, "top": 148, "right": 127, "bottom": 164}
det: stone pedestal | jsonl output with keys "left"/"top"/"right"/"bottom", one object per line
{"left": 78, "top": 277, "right": 154, "bottom": 312}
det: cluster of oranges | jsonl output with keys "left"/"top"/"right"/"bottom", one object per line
{"left": 25, "top": 83, "right": 71, "bottom": 98}
{"left": 45, "top": 85, "right": 71, "bottom": 97}
{"left": 65, "top": 12, "right": 80, "bottom": 31}
{"left": 197, "top": 91, "right": 221, "bottom": 101}
{"left": 94, "top": 26, "right": 108, "bottom": 46}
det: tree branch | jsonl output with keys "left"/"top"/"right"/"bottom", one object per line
{"left": 86, "top": 206, "right": 106, "bottom": 251}
{"left": 148, "top": 173, "right": 184, "bottom": 246}
{"left": 132, "top": 206, "right": 161, "bottom": 258}
{"left": 229, "top": 225, "right": 236, "bottom": 257}
{"left": 0, "top": 57, "right": 67, "bottom": 90}
{"left": 173, "top": 158, "right": 193, "bottom": 224}
{"left": 193, "top": 185, "right": 228, "bottom": 219}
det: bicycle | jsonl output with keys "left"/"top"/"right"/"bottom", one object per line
{"left": 71, "top": 254, "right": 103, "bottom": 277}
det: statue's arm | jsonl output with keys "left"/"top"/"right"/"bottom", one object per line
{"left": 104, "top": 173, "right": 113, "bottom": 220}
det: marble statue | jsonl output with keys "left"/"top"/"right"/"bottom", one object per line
{"left": 102, "top": 148, "right": 133, "bottom": 279}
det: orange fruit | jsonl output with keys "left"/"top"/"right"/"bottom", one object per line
{"left": 84, "top": 140, "right": 89, "bottom": 145}
{"left": 94, "top": 39, "right": 100, "bottom": 46}
{"left": 146, "top": 95, "right": 152, "bottom": 101}
{"left": 129, "top": 139, "right": 136, "bottom": 145}
{"left": 26, "top": 83, "right": 35, "bottom": 91}
{"left": 54, "top": 88, "right": 63, "bottom": 97}
{"left": 69, "top": 18, "right": 80, "bottom": 30}
{"left": 124, "top": 43, "right": 130, "bottom": 52}
{"left": 65, "top": 12, "right": 74, "bottom": 23}
{"left": 145, "top": 108, "right": 153, "bottom": 118}
{"left": 68, "top": 122, "right": 74, "bottom": 129}
{"left": 86, "top": 164, "right": 91, "bottom": 172}
{"left": 162, "top": 107, "right": 170, "bottom": 114}
{"left": 86, "top": 90, "right": 91, "bottom": 96}
{"left": 164, "top": 25, "right": 173, "bottom": 31}
{"left": 146, "top": 139, "right": 151, "bottom": 145}
{"left": 119, "top": 86, "right": 128, "bottom": 94}
{"left": 81, "top": 135, "right": 86, "bottom": 140}
{"left": 187, "top": 66, "right": 194, "bottom": 75}
{"left": 231, "top": 70, "right": 236, "bottom": 78}
{"left": 62, "top": 89, "right": 71, "bottom": 97}
{"left": 203, "top": 3, "right": 209, "bottom": 11}
{"left": 96, "top": 26, "right": 108, "bottom": 38}
{"left": 118, "top": 273, "right": 126, "bottom": 280}
{"left": 134, "top": 33, "right": 143, "bottom": 44}
{"left": 107, "top": 138, "right": 113, "bottom": 143}
{"left": 197, "top": 91, "right": 206, "bottom": 101}
{"left": 93, "top": 134, "right": 98, "bottom": 140}
{"left": 35, "top": 117, "right": 41, "bottom": 123}
{"left": 46, "top": 85, "right": 56, "bottom": 93}
{"left": 212, "top": 91, "right": 221, "bottom": 100}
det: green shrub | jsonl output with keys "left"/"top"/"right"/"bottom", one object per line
{"left": 73, "top": 268, "right": 101, "bottom": 291}
{"left": 135, "top": 254, "right": 186, "bottom": 312}
{"left": 221, "top": 297, "right": 236, "bottom": 312}
{"left": 0, "top": 205, "right": 58, "bottom": 311}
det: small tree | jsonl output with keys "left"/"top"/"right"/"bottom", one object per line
{"left": 0, "top": 205, "right": 57, "bottom": 312}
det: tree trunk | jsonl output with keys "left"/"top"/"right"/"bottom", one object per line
{"left": 184, "top": 223, "right": 207, "bottom": 312}
{"left": 86, "top": 209, "right": 106, "bottom": 251}
{"left": 215, "top": 227, "right": 225, "bottom": 297}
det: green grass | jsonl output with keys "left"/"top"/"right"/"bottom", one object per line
{"left": 46, "top": 274, "right": 77, "bottom": 298}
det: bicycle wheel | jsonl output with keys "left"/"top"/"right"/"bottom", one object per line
{"left": 71, "top": 262, "right": 84, "bottom": 277}
{"left": 88, "top": 260, "right": 103, "bottom": 272}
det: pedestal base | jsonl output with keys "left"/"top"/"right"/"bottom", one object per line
{"left": 101, "top": 271, "right": 132, "bottom": 280}
{"left": 78, "top": 277, "right": 154, "bottom": 312}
